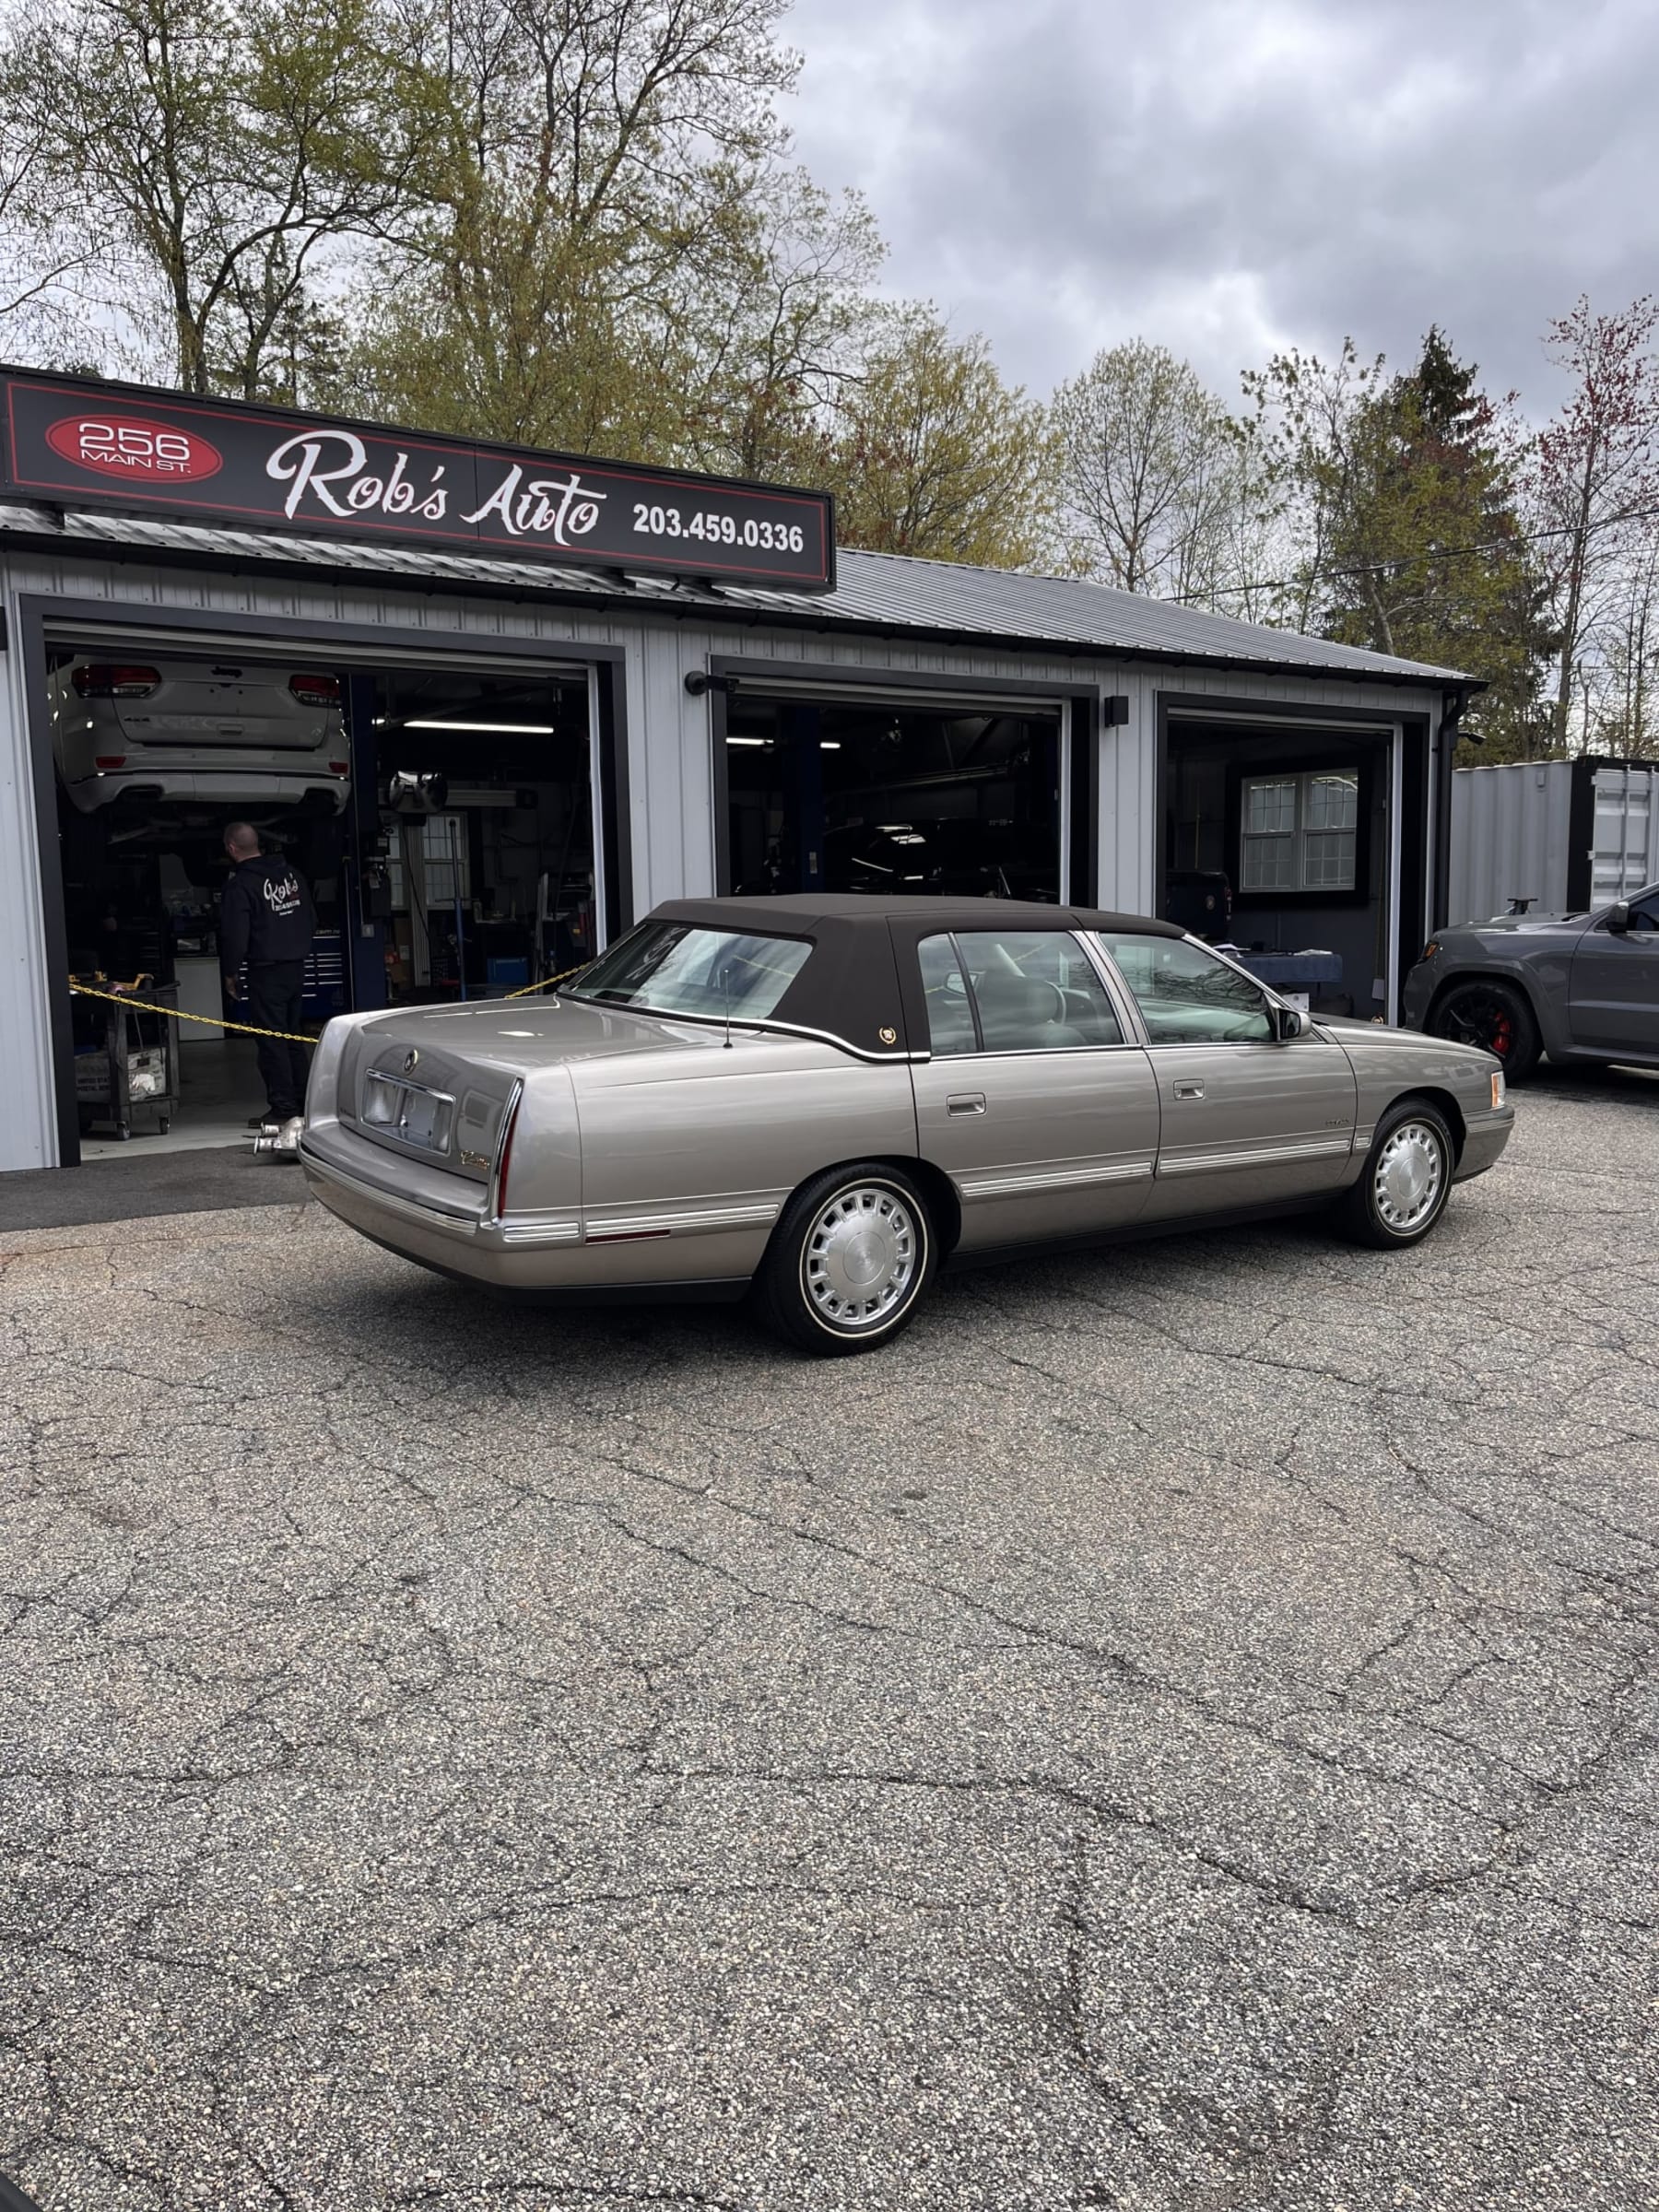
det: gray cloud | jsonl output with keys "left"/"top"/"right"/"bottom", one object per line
{"left": 782, "top": 0, "right": 1659, "bottom": 416}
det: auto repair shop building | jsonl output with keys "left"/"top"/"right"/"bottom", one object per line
{"left": 0, "top": 368, "right": 1475, "bottom": 1172}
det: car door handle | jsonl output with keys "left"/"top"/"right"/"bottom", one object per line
{"left": 947, "top": 1093, "right": 986, "bottom": 1115}
{"left": 1171, "top": 1078, "right": 1205, "bottom": 1100}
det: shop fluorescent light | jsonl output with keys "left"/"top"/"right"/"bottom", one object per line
{"left": 725, "top": 735, "right": 769, "bottom": 747}
{"left": 403, "top": 717, "right": 559, "bottom": 735}
{"left": 819, "top": 740, "right": 841, "bottom": 749}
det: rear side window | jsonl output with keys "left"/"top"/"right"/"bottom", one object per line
{"left": 920, "top": 929, "right": 1123, "bottom": 1053}
{"left": 1096, "top": 932, "right": 1273, "bottom": 1044}
{"left": 567, "top": 924, "right": 810, "bottom": 1019}
{"left": 919, "top": 934, "right": 978, "bottom": 1055}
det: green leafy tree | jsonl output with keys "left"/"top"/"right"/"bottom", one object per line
{"left": 1246, "top": 331, "right": 1554, "bottom": 759}
{"left": 1051, "top": 339, "right": 1263, "bottom": 601}
{"left": 337, "top": 0, "right": 836, "bottom": 461}
{"left": 0, "top": 0, "right": 442, "bottom": 396}
{"left": 813, "top": 309, "right": 1053, "bottom": 568}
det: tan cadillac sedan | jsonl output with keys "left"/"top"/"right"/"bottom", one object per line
{"left": 300, "top": 896, "right": 1514, "bottom": 1355}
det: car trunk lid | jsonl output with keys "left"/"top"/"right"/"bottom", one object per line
{"left": 337, "top": 996, "right": 731, "bottom": 1184}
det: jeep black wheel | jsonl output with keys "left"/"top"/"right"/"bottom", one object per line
{"left": 1429, "top": 978, "right": 1540, "bottom": 1081}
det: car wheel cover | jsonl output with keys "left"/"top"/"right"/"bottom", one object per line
{"left": 801, "top": 1184, "right": 920, "bottom": 1332}
{"left": 1372, "top": 1120, "right": 1446, "bottom": 1234}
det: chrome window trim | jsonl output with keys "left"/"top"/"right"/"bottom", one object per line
{"left": 1086, "top": 928, "right": 1319, "bottom": 1051}
{"left": 559, "top": 999, "right": 923, "bottom": 1063}
{"left": 919, "top": 1040, "right": 1147, "bottom": 1065}
{"left": 921, "top": 926, "right": 1137, "bottom": 1060}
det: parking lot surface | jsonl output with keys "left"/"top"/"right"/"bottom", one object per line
{"left": 1, "top": 1071, "right": 1656, "bottom": 2212}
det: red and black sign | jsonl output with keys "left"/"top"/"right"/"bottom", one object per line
{"left": 0, "top": 370, "right": 836, "bottom": 591}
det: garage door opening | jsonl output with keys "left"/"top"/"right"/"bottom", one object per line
{"left": 721, "top": 691, "right": 1064, "bottom": 901}
{"left": 1162, "top": 714, "right": 1406, "bottom": 1020}
{"left": 45, "top": 640, "right": 606, "bottom": 1160}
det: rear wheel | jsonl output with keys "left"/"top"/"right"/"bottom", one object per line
{"left": 1429, "top": 977, "right": 1540, "bottom": 1081}
{"left": 754, "top": 1163, "right": 935, "bottom": 1356}
{"left": 1335, "top": 1100, "right": 1455, "bottom": 1250}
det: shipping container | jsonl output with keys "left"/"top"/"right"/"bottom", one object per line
{"left": 1449, "top": 757, "right": 1659, "bottom": 924}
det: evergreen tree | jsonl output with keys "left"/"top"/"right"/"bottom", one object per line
{"left": 1249, "top": 332, "right": 1555, "bottom": 759}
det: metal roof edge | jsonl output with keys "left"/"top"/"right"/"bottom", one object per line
{"left": 0, "top": 507, "right": 1481, "bottom": 693}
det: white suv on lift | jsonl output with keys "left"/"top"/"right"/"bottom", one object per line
{"left": 50, "top": 655, "right": 352, "bottom": 818}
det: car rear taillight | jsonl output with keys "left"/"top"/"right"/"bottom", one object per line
{"left": 327, "top": 759, "right": 350, "bottom": 776}
{"left": 72, "top": 664, "right": 159, "bottom": 699}
{"left": 290, "top": 673, "right": 341, "bottom": 707}
{"left": 491, "top": 1088, "right": 523, "bottom": 1218}
{"left": 93, "top": 754, "right": 127, "bottom": 771}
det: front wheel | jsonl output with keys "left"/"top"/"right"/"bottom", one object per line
{"left": 1335, "top": 1100, "right": 1455, "bottom": 1250}
{"left": 754, "top": 1163, "right": 936, "bottom": 1356}
{"left": 1429, "top": 978, "right": 1540, "bottom": 1081}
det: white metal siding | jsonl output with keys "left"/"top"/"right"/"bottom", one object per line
{"left": 0, "top": 542, "right": 1447, "bottom": 1170}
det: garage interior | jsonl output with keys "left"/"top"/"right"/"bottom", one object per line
{"left": 721, "top": 688, "right": 1065, "bottom": 901}
{"left": 1163, "top": 714, "right": 1407, "bottom": 1018}
{"left": 50, "top": 641, "right": 601, "bottom": 1157}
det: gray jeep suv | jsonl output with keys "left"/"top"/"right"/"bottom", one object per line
{"left": 1402, "top": 884, "right": 1659, "bottom": 1080}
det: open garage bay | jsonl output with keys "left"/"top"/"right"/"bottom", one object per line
{"left": 1, "top": 1073, "right": 1655, "bottom": 2211}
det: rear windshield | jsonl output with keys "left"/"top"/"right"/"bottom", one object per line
{"left": 565, "top": 923, "right": 811, "bottom": 1021}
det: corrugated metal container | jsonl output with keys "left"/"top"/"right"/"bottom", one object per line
{"left": 1590, "top": 761, "right": 1659, "bottom": 903}
{"left": 1450, "top": 758, "right": 1659, "bottom": 923}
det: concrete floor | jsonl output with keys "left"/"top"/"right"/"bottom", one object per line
{"left": 0, "top": 1068, "right": 1655, "bottom": 2211}
{"left": 79, "top": 1040, "right": 272, "bottom": 1160}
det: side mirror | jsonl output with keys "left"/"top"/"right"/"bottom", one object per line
{"left": 1269, "top": 1003, "right": 1307, "bottom": 1043}
{"left": 1607, "top": 901, "right": 1630, "bottom": 935}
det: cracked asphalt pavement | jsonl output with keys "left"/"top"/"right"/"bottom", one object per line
{"left": 2, "top": 1069, "right": 1656, "bottom": 2211}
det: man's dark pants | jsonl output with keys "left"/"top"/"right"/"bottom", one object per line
{"left": 245, "top": 960, "right": 312, "bottom": 1120}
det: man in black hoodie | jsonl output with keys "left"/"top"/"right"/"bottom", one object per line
{"left": 219, "top": 821, "right": 316, "bottom": 1137}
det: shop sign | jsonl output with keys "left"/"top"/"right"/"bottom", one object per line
{"left": 0, "top": 370, "right": 835, "bottom": 591}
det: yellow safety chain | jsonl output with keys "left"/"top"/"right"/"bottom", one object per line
{"left": 67, "top": 981, "right": 318, "bottom": 1048}
{"left": 68, "top": 961, "right": 592, "bottom": 1041}
{"left": 504, "top": 961, "right": 590, "bottom": 998}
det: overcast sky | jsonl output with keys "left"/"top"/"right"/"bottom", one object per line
{"left": 783, "top": 0, "right": 1659, "bottom": 418}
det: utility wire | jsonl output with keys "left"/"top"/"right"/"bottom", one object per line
{"left": 1164, "top": 498, "right": 1659, "bottom": 606}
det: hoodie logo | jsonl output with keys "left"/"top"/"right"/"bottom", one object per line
{"left": 262, "top": 868, "right": 302, "bottom": 917}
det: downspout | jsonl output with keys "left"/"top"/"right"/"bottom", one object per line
{"left": 1432, "top": 686, "right": 1469, "bottom": 930}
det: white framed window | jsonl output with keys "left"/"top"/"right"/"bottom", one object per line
{"left": 387, "top": 814, "right": 471, "bottom": 912}
{"left": 1241, "top": 771, "right": 1359, "bottom": 894}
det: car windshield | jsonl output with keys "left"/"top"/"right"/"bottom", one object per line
{"left": 564, "top": 923, "right": 812, "bottom": 1020}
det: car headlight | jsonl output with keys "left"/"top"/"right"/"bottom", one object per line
{"left": 1490, "top": 1070, "right": 1507, "bottom": 1110}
